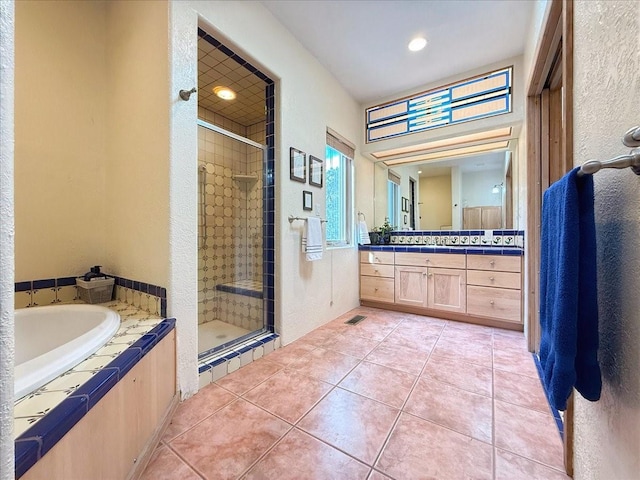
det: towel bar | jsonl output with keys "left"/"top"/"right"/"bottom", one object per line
{"left": 577, "top": 150, "right": 640, "bottom": 177}
{"left": 288, "top": 215, "right": 327, "bottom": 224}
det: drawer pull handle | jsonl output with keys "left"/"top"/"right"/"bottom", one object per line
{"left": 374, "top": 256, "right": 380, "bottom": 262}
{"left": 428, "top": 273, "right": 433, "bottom": 277}
{"left": 375, "top": 269, "right": 379, "bottom": 273}
{"left": 490, "top": 260, "right": 495, "bottom": 266}
{"left": 490, "top": 300, "right": 495, "bottom": 305}
{"left": 489, "top": 277, "right": 495, "bottom": 282}
{"left": 422, "top": 272, "right": 427, "bottom": 276}
{"left": 374, "top": 288, "right": 378, "bottom": 292}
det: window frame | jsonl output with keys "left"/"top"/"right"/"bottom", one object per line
{"left": 324, "top": 144, "right": 354, "bottom": 249}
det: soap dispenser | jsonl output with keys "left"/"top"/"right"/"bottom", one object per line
{"left": 83, "top": 265, "right": 104, "bottom": 281}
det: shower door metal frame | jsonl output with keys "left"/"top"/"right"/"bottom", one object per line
{"left": 197, "top": 119, "right": 269, "bottom": 357}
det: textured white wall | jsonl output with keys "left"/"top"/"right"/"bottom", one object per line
{"left": 169, "top": 1, "right": 198, "bottom": 398}
{"left": 14, "top": 1, "right": 108, "bottom": 280}
{"left": 572, "top": 1, "right": 640, "bottom": 478}
{"left": 0, "top": 2, "right": 15, "bottom": 477}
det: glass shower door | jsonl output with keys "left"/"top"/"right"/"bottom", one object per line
{"left": 197, "top": 121, "right": 266, "bottom": 357}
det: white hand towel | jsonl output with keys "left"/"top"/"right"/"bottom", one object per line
{"left": 358, "top": 220, "right": 371, "bottom": 244}
{"left": 302, "top": 217, "right": 323, "bottom": 261}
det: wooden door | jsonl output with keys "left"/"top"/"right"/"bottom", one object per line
{"left": 481, "top": 206, "right": 502, "bottom": 229}
{"left": 394, "top": 266, "right": 428, "bottom": 307}
{"left": 462, "top": 207, "right": 481, "bottom": 229}
{"left": 427, "top": 267, "right": 466, "bottom": 313}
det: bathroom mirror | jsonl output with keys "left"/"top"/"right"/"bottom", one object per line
{"left": 373, "top": 139, "right": 520, "bottom": 231}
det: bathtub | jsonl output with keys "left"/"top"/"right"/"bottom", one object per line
{"left": 14, "top": 304, "right": 120, "bottom": 400}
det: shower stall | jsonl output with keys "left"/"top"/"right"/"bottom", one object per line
{"left": 197, "top": 119, "right": 266, "bottom": 358}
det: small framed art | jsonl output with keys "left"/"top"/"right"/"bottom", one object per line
{"left": 309, "top": 155, "right": 324, "bottom": 188}
{"left": 402, "top": 197, "right": 409, "bottom": 212}
{"left": 303, "top": 190, "right": 313, "bottom": 211}
{"left": 290, "top": 147, "right": 306, "bottom": 183}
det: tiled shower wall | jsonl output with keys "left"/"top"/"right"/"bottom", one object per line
{"left": 197, "top": 107, "right": 265, "bottom": 327}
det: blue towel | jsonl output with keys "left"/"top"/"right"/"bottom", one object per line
{"left": 539, "top": 167, "right": 601, "bottom": 411}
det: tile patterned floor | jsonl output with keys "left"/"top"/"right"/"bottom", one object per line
{"left": 142, "top": 307, "right": 570, "bottom": 480}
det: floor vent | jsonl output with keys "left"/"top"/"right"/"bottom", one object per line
{"left": 345, "top": 315, "right": 366, "bottom": 325}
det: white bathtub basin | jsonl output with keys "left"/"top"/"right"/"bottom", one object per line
{"left": 14, "top": 304, "right": 120, "bottom": 401}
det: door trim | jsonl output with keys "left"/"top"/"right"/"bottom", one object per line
{"left": 526, "top": 0, "right": 574, "bottom": 475}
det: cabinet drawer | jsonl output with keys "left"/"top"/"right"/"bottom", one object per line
{"left": 467, "top": 270, "right": 521, "bottom": 289}
{"left": 467, "top": 285, "right": 522, "bottom": 323}
{"left": 360, "top": 276, "right": 394, "bottom": 303}
{"left": 360, "top": 251, "right": 394, "bottom": 265}
{"left": 360, "top": 263, "right": 395, "bottom": 278}
{"left": 395, "top": 252, "right": 466, "bottom": 269}
{"left": 467, "top": 255, "right": 521, "bottom": 273}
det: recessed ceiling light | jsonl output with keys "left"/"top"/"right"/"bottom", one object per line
{"left": 408, "top": 37, "right": 427, "bottom": 52}
{"left": 418, "top": 170, "right": 422, "bottom": 174}
{"left": 213, "top": 86, "right": 236, "bottom": 100}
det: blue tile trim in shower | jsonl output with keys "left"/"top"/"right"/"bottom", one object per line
{"left": 532, "top": 353, "right": 564, "bottom": 440}
{"left": 14, "top": 318, "right": 176, "bottom": 478}
{"left": 215, "top": 283, "right": 264, "bottom": 299}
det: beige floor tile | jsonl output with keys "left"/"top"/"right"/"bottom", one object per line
{"left": 339, "top": 361, "right": 416, "bottom": 408}
{"left": 376, "top": 413, "right": 493, "bottom": 479}
{"left": 243, "top": 369, "right": 332, "bottom": 424}
{"left": 169, "top": 399, "right": 290, "bottom": 480}
{"left": 405, "top": 377, "right": 493, "bottom": 443}
{"left": 298, "top": 388, "right": 399, "bottom": 465}
{"left": 422, "top": 354, "right": 493, "bottom": 397}
{"left": 494, "top": 399, "right": 564, "bottom": 470}
{"left": 244, "top": 428, "right": 369, "bottom": 480}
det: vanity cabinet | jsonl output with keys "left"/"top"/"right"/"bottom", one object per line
{"left": 466, "top": 254, "right": 522, "bottom": 323}
{"left": 359, "top": 249, "right": 523, "bottom": 330}
{"left": 394, "top": 253, "right": 466, "bottom": 313}
{"left": 359, "top": 251, "right": 394, "bottom": 303}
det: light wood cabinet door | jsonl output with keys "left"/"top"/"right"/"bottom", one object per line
{"left": 394, "top": 266, "right": 428, "bottom": 307}
{"left": 427, "top": 267, "right": 467, "bottom": 313}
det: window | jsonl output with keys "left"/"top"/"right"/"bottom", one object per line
{"left": 387, "top": 170, "right": 400, "bottom": 228}
{"left": 325, "top": 130, "right": 354, "bottom": 247}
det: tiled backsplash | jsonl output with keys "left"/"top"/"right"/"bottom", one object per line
{"left": 388, "top": 230, "right": 524, "bottom": 248}
{"left": 15, "top": 275, "right": 167, "bottom": 318}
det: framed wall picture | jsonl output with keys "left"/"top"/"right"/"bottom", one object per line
{"left": 402, "top": 197, "right": 409, "bottom": 212}
{"left": 309, "top": 155, "right": 324, "bottom": 188}
{"left": 303, "top": 190, "right": 313, "bottom": 211}
{"left": 290, "top": 147, "right": 306, "bottom": 183}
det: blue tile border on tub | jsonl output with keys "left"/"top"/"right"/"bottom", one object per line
{"left": 68, "top": 368, "right": 119, "bottom": 410}
{"left": 14, "top": 438, "right": 41, "bottom": 479}
{"left": 32, "top": 279, "right": 55, "bottom": 289}
{"left": 18, "top": 395, "right": 89, "bottom": 463}
{"left": 14, "top": 317, "right": 176, "bottom": 479}
{"left": 15, "top": 281, "right": 31, "bottom": 292}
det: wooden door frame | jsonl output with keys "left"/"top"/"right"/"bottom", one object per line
{"left": 526, "top": 0, "right": 574, "bottom": 475}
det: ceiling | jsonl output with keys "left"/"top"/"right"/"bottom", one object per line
{"left": 261, "top": 0, "right": 535, "bottom": 104}
{"left": 198, "top": 35, "right": 266, "bottom": 127}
